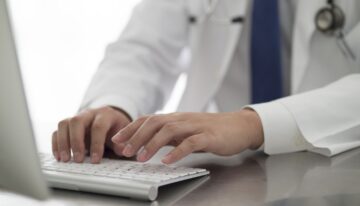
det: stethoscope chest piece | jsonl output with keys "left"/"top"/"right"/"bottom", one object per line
{"left": 315, "top": 1, "right": 356, "bottom": 60}
{"left": 315, "top": 4, "right": 345, "bottom": 35}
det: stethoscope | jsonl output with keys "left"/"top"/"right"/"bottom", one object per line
{"left": 191, "top": 0, "right": 355, "bottom": 60}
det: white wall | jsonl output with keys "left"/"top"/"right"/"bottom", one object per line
{"left": 9, "top": 0, "right": 184, "bottom": 153}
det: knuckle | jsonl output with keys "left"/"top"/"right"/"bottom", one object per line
{"left": 58, "top": 142, "right": 69, "bottom": 151}
{"left": 185, "top": 137, "right": 199, "bottom": 150}
{"left": 71, "top": 136, "right": 83, "bottom": 148}
{"left": 129, "top": 135, "right": 144, "bottom": 147}
{"left": 69, "top": 116, "right": 82, "bottom": 126}
{"left": 147, "top": 115, "right": 162, "bottom": 125}
{"left": 91, "top": 121, "right": 105, "bottom": 131}
{"left": 57, "top": 134, "right": 69, "bottom": 149}
{"left": 148, "top": 138, "right": 161, "bottom": 149}
{"left": 203, "top": 131, "right": 216, "bottom": 143}
{"left": 91, "top": 143, "right": 101, "bottom": 149}
{"left": 163, "top": 123, "right": 179, "bottom": 133}
{"left": 91, "top": 143, "right": 104, "bottom": 152}
{"left": 58, "top": 133, "right": 68, "bottom": 143}
{"left": 58, "top": 119, "right": 69, "bottom": 128}
{"left": 174, "top": 146, "right": 186, "bottom": 157}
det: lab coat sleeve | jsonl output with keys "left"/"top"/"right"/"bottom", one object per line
{"left": 248, "top": 74, "right": 360, "bottom": 156}
{"left": 79, "top": 0, "right": 188, "bottom": 120}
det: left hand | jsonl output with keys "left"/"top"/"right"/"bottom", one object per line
{"left": 111, "top": 109, "right": 264, "bottom": 164}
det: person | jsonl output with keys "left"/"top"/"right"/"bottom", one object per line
{"left": 52, "top": 0, "right": 360, "bottom": 164}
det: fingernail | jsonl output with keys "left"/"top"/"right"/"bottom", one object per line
{"left": 162, "top": 154, "right": 172, "bottom": 164}
{"left": 60, "top": 151, "right": 69, "bottom": 162}
{"left": 74, "top": 152, "right": 82, "bottom": 162}
{"left": 91, "top": 153, "right": 100, "bottom": 164}
{"left": 137, "top": 149, "right": 148, "bottom": 162}
{"left": 123, "top": 143, "right": 133, "bottom": 157}
{"left": 111, "top": 136, "right": 119, "bottom": 143}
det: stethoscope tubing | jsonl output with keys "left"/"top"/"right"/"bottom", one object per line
{"left": 191, "top": 0, "right": 242, "bottom": 24}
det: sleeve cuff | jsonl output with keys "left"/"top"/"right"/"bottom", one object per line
{"left": 245, "top": 101, "right": 310, "bottom": 155}
{"left": 79, "top": 95, "right": 139, "bottom": 121}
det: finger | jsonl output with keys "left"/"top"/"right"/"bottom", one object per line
{"left": 68, "top": 111, "right": 95, "bottom": 163}
{"left": 57, "top": 119, "right": 71, "bottom": 162}
{"left": 106, "top": 133, "right": 126, "bottom": 157}
{"left": 112, "top": 143, "right": 127, "bottom": 156}
{"left": 162, "top": 134, "right": 208, "bottom": 164}
{"left": 104, "top": 114, "right": 131, "bottom": 156}
{"left": 52, "top": 131, "right": 60, "bottom": 161}
{"left": 137, "top": 122, "right": 194, "bottom": 162}
{"left": 111, "top": 115, "right": 149, "bottom": 144}
{"left": 122, "top": 115, "right": 170, "bottom": 157}
{"left": 90, "top": 114, "right": 112, "bottom": 163}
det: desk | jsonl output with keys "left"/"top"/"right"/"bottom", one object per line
{"left": 1, "top": 147, "right": 360, "bottom": 206}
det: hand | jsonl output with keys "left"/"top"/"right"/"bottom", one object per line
{"left": 111, "top": 109, "right": 264, "bottom": 164}
{"left": 52, "top": 106, "right": 131, "bottom": 163}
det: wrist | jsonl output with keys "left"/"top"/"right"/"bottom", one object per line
{"left": 240, "top": 109, "right": 264, "bottom": 150}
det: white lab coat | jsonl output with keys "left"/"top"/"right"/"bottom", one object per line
{"left": 81, "top": 0, "right": 360, "bottom": 157}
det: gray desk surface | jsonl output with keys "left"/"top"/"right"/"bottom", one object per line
{"left": 1, "top": 147, "right": 360, "bottom": 206}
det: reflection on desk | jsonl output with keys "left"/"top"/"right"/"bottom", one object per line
{"left": 171, "top": 148, "right": 360, "bottom": 206}
{"left": 267, "top": 194, "right": 360, "bottom": 206}
{"left": 1, "top": 146, "right": 360, "bottom": 206}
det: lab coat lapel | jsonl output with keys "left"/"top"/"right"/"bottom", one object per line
{"left": 178, "top": 0, "right": 248, "bottom": 112}
{"left": 291, "top": 0, "right": 324, "bottom": 93}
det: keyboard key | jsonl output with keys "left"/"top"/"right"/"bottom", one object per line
{"left": 39, "top": 153, "right": 207, "bottom": 184}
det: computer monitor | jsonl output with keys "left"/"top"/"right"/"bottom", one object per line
{"left": 0, "top": 0, "right": 50, "bottom": 200}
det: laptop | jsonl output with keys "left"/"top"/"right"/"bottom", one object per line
{"left": 0, "top": 0, "right": 209, "bottom": 201}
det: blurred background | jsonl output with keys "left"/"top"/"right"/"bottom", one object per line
{"left": 8, "top": 0, "right": 185, "bottom": 153}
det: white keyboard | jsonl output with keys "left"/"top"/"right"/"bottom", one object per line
{"left": 40, "top": 154, "right": 207, "bottom": 184}
{"left": 39, "top": 153, "right": 209, "bottom": 192}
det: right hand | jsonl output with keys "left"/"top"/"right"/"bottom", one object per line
{"left": 52, "top": 106, "right": 131, "bottom": 164}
